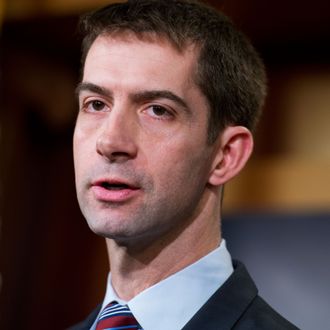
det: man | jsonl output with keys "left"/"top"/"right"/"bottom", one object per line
{"left": 70, "top": 0, "right": 298, "bottom": 329}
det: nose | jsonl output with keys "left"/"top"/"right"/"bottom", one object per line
{"left": 96, "top": 109, "right": 138, "bottom": 163}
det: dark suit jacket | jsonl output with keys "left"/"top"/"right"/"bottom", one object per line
{"left": 68, "top": 261, "right": 299, "bottom": 330}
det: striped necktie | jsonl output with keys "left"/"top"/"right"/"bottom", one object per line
{"left": 95, "top": 301, "right": 142, "bottom": 330}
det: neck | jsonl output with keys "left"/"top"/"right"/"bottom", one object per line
{"left": 106, "top": 187, "right": 222, "bottom": 301}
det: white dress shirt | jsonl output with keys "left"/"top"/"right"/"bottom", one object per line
{"left": 91, "top": 240, "right": 233, "bottom": 330}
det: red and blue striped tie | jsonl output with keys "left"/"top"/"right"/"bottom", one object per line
{"left": 95, "top": 301, "right": 142, "bottom": 330}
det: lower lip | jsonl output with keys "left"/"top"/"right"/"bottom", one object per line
{"left": 91, "top": 185, "right": 139, "bottom": 202}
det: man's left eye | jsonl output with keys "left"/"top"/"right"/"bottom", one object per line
{"left": 147, "top": 105, "right": 173, "bottom": 119}
{"left": 152, "top": 105, "right": 167, "bottom": 115}
{"left": 90, "top": 100, "right": 106, "bottom": 111}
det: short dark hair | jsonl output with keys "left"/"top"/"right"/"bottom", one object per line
{"left": 79, "top": 0, "right": 267, "bottom": 143}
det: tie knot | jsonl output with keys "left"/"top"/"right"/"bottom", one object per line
{"left": 96, "top": 301, "right": 142, "bottom": 330}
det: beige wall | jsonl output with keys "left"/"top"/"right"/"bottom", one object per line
{"left": 225, "top": 67, "right": 330, "bottom": 212}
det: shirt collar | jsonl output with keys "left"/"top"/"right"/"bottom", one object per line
{"left": 100, "top": 240, "right": 233, "bottom": 330}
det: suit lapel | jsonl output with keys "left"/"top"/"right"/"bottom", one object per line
{"left": 182, "top": 261, "right": 258, "bottom": 330}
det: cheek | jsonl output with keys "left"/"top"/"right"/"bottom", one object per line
{"left": 147, "top": 139, "right": 211, "bottom": 186}
{"left": 73, "top": 129, "right": 93, "bottom": 178}
{"left": 73, "top": 131, "right": 82, "bottom": 169}
{"left": 73, "top": 113, "right": 101, "bottom": 153}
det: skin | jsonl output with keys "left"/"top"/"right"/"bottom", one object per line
{"left": 73, "top": 34, "right": 253, "bottom": 300}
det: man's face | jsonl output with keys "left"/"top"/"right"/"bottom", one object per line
{"left": 74, "top": 35, "right": 219, "bottom": 246}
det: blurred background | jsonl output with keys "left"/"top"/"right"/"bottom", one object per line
{"left": 1, "top": 0, "right": 329, "bottom": 329}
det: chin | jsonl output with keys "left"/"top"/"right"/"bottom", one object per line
{"left": 85, "top": 215, "right": 129, "bottom": 239}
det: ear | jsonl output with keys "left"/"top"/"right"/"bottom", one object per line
{"left": 208, "top": 126, "right": 253, "bottom": 186}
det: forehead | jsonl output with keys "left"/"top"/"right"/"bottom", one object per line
{"left": 83, "top": 34, "right": 200, "bottom": 89}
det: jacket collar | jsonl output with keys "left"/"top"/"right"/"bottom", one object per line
{"left": 182, "top": 260, "right": 258, "bottom": 330}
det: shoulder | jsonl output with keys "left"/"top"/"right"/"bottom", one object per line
{"left": 227, "top": 261, "right": 299, "bottom": 329}
{"left": 183, "top": 260, "right": 299, "bottom": 330}
{"left": 233, "top": 295, "right": 299, "bottom": 330}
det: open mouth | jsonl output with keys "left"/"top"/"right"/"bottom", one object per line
{"left": 100, "top": 182, "right": 131, "bottom": 190}
{"left": 92, "top": 179, "right": 139, "bottom": 202}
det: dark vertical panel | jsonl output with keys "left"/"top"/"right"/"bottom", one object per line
{"left": 0, "top": 16, "right": 108, "bottom": 330}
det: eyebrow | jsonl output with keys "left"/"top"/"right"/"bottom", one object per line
{"left": 75, "top": 82, "right": 113, "bottom": 99}
{"left": 131, "top": 90, "right": 189, "bottom": 112}
{"left": 75, "top": 82, "right": 190, "bottom": 114}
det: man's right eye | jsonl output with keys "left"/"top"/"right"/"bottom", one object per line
{"left": 81, "top": 99, "right": 108, "bottom": 112}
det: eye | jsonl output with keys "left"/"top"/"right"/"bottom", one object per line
{"left": 89, "top": 100, "right": 106, "bottom": 111}
{"left": 146, "top": 105, "right": 173, "bottom": 119}
{"left": 81, "top": 99, "right": 108, "bottom": 113}
{"left": 152, "top": 105, "right": 167, "bottom": 116}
